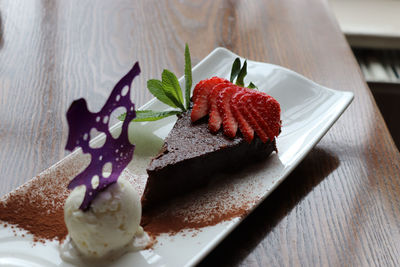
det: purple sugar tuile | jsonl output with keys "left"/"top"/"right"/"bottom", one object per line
{"left": 65, "top": 62, "right": 140, "bottom": 210}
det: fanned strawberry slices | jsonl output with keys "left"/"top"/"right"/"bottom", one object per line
{"left": 191, "top": 77, "right": 281, "bottom": 143}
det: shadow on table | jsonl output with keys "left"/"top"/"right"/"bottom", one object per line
{"left": 198, "top": 147, "right": 339, "bottom": 266}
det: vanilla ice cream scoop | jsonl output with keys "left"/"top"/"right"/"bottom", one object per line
{"left": 63, "top": 178, "right": 143, "bottom": 259}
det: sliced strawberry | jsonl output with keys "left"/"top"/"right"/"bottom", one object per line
{"left": 192, "top": 75, "right": 281, "bottom": 143}
{"left": 252, "top": 92, "right": 281, "bottom": 138}
{"left": 217, "top": 86, "right": 243, "bottom": 138}
{"left": 246, "top": 93, "right": 276, "bottom": 141}
{"left": 249, "top": 104, "right": 274, "bottom": 141}
{"left": 192, "top": 79, "right": 207, "bottom": 103}
{"left": 238, "top": 92, "right": 269, "bottom": 143}
{"left": 191, "top": 77, "right": 229, "bottom": 122}
{"left": 191, "top": 91, "right": 208, "bottom": 122}
{"left": 231, "top": 91, "right": 254, "bottom": 143}
{"left": 208, "top": 82, "right": 231, "bottom": 133}
{"left": 192, "top": 77, "right": 228, "bottom": 103}
{"left": 264, "top": 98, "right": 281, "bottom": 137}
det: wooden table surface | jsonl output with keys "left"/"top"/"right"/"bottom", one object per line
{"left": 1, "top": 0, "right": 400, "bottom": 266}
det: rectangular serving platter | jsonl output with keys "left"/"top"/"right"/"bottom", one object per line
{"left": 0, "top": 47, "right": 354, "bottom": 267}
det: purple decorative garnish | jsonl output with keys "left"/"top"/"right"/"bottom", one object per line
{"left": 65, "top": 62, "right": 140, "bottom": 210}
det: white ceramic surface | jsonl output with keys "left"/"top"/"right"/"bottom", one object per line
{"left": 0, "top": 47, "right": 353, "bottom": 267}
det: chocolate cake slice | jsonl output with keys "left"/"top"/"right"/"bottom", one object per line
{"left": 141, "top": 109, "right": 277, "bottom": 209}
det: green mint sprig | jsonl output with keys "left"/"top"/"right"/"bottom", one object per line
{"left": 118, "top": 110, "right": 181, "bottom": 122}
{"left": 230, "top": 57, "right": 258, "bottom": 89}
{"left": 120, "top": 50, "right": 255, "bottom": 123}
{"left": 184, "top": 43, "right": 192, "bottom": 110}
{"left": 120, "top": 43, "right": 192, "bottom": 122}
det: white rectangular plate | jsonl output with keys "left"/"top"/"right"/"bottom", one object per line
{"left": 0, "top": 47, "right": 353, "bottom": 267}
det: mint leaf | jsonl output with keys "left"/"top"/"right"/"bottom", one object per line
{"left": 230, "top": 58, "right": 257, "bottom": 89}
{"left": 118, "top": 110, "right": 181, "bottom": 122}
{"left": 162, "top": 69, "right": 185, "bottom": 111}
{"left": 230, "top": 58, "right": 241, "bottom": 83}
{"left": 236, "top": 60, "right": 247, "bottom": 87}
{"left": 134, "top": 110, "right": 181, "bottom": 121}
{"left": 147, "top": 79, "right": 179, "bottom": 108}
{"left": 247, "top": 82, "right": 257, "bottom": 89}
{"left": 184, "top": 43, "right": 192, "bottom": 110}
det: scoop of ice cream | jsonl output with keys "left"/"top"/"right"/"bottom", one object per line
{"left": 64, "top": 178, "right": 141, "bottom": 259}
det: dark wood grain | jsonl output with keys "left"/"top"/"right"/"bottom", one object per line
{"left": 1, "top": 0, "right": 400, "bottom": 266}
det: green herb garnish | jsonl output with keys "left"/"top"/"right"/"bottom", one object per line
{"left": 230, "top": 57, "right": 257, "bottom": 89}
{"left": 161, "top": 69, "right": 185, "bottom": 110}
{"left": 230, "top": 58, "right": 241, "bottom": 83}
{"left": 147, "top": 79, "right": 179, "bottom": 108}
{"left": 121, "top": 49, "right": 256, "bottom": 123}
{"left": 184, "top": 43, "right": 192, "bottom": 110}
{"left": 121, "top": 44, "right": 192, "bottom": 122}
{"left": 118, "top": 110, "right": 181, "bottom": 122}
{"left": 247, "top": 82, "right": 257, "bottom": 89}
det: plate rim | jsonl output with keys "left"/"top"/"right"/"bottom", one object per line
{"left": 0, "top": 47, "right": 354, "bottom": 267}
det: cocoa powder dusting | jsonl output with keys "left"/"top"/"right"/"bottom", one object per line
{"left": 0, "top": 168, "right": 70, "bottom": 242}
{"left": 0, "top": 156, "right": 268, "bottom": 243}
{"left": 141, "top": 172, "right": 262, "bottom": 238}
{"left": 0, "top": 154, "right": 88, "bottom": 242}
{"left": 139, "top": 158, "right": 275, "bottom": 239}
